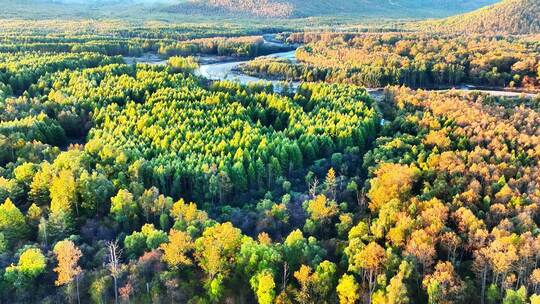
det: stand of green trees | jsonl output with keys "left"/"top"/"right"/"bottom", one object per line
{"left": 0, "top": 46, "right": 379, "bottom": 302}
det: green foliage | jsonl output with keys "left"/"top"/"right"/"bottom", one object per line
{"left": 502, "top": 286, "right": 528, "bottom": 304}
{"left": 237, "top": 237, "right": 281, "bottom": 277}
{"left": 168, "top": 56, "right": 199, "bottom": 74}
{"left": 125, "top": 224, "right": 168, "bottom": 259}
{"left": 250, "top": 270, "right": 276, "bottom": 304}
{"left": 90, "top": 275, "right": 112, "bottom": 304}
{"left": 110, "top": 189, "right": 138, "bottom": 227}
{"left": 0, "top": 198, "right": 28, "bottom": 244}
{"left": 0, "top": 233, "right": 7, "bottom": 254}
{"left": 5, "top": 248, "right": 46, "bottom": 289}
{"left": 89, "top": 74, "right": 375, "bottom": 201}
{"left": 124, "top": 231, "right": 147, "bottom": 260}
{"left": 1, "top": 11, "right": 538, "bottom": 304}
{"left": 78, "top": 171, "right": 115, "bottom": 216}
{"left": 283, "top": 229, "right": 326, "bottom": 271}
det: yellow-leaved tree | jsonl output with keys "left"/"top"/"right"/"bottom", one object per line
{"left": 160, "top": 229, "right": 194, "bottom": 268}
{"left": 336, "top": 274, "right": 360, "bottom": 304}
{"left": 53, "top": 240, "right": 83, "bottom": 304}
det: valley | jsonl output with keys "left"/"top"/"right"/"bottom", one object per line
{"left": 0, "top": 1, "right": 539, "bottom": 304}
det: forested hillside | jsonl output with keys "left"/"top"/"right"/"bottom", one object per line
{"left": 424, "top": 0, "right": 540, "bottom": 34}
{"left": 169, "top": 0, "right": 498, "bottom": 19}
{"left": 4, "top": 0, "right": 497, "bottom": 20}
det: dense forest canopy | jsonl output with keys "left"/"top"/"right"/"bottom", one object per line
{"left": 239, "top": 33, "right": 540, "bottom": 91}
{"left": 422, "top": 0, "right": 540, "bottom": 35}
{"left": 0, "top": 43, "right": 377, "bottom": 302}
{"left": 0, "top": 0, "right": 540, "bottom": 303}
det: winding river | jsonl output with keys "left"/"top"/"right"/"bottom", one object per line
{"left": 124, "top": 40, "right": 538, "bottom": 99}
{"left": 195, "top": 50, "right": 298, "bottom": 89}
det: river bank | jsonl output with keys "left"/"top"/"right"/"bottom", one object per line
{"left": 123, "top": 38, "right": 538, "bottom": 100}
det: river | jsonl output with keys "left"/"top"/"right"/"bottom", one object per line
{"left": 195, "top": 50, "right": 299, "bottom": 91}
{"left": 124, "top": 41, "right": 538, "bottom": 99}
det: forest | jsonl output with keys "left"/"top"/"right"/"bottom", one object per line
{"left": 240, "top": 33, "right": 540, "bottom": 91}
{"left": 1, "top": 0, "right": 540, "bottom": 303}
{"left": 423, "top": 0, "right": 540, "bottom": 35}
{"left": 0, "top": 44, "right": 379, "bottom": 302}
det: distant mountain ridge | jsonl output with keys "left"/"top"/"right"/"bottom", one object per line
{"left": 167, "top": 0, "right": 498, "bottom": 19}
{"left": 426, "top": 0, "right": 540, "bottom": 34}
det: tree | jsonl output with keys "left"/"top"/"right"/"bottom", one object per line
{"left": 378, "top": 260, "right": 413, "bottom": 304}
{"left": 160, "top": 229, "right": 194, "bottom": 268}
{"left": 139, "top": 187, "right": 159, "bottom": 222}
{"left": 502, "top": 286, "right": 527, "bottom": 304}
{"left": 251, "top": 270, "right": 276, "bottom": 304}
{"left": 124, "top": 231, "right": 147, "bottom": 259}
{"left": 168, "top": 56, "right": 199, "bottom": 72}
{"left": 141, "top": 224, "right": 168, "bottom": 250}
{"left": 78, "top": 171, "right": 114, "bottom": 216}
{"left": 0, "top": 233, "right": 7, "bottom": 254}
{"left": 119, "top": 282, "right": 134, "bottom": 304}
{"left": 0, "top": 198, "right": 28, "bottom": 244}
{"left": 283, "top": 229, "right": 326, "bottom": 272}
{"left": 170, "top": 198, "right": 208, "bottom": 227}
{"left": 194, "top": 222, "right": 243, "bottom": 300}
{"left": 237, "top": 236, "right": 281, "bottom": 279}
{"left": 106, "top": 240, "right": 122, "bottom": 304}
{"left": 90, "top": 275, "right": 112, "bottom": 304}
{"left": 53, "top": 240, "right": 83, "bottom": 304}
{"left": 13, "top": 162, "right": 36, "bottom": 202}
{"left": 231, "top": 161, "right": 248, "bottom": 192}
{"left": 26, "top": 203, "right": 42, "bottom": 228}
{"left": 268, "top": 157, "right": 282, "bottom": 188}
{"left": 293, "top": 261, "right": 336, "bottom": 304}
{"left": 39, "top": 211, "right": 71, "bottom": 245}
{"left": 473, "top": 247, "right": 491, "bottom": 304}
{"left": 5, "top": 247, "right": 46, "bottom": 289}
{"left": 110, "top": 189, "right": 138, "bottom": 229}
{"left": 50, "top": 169, "right": 77, "bottom": 216}
{"left": 304, "top": 194, "right": 339, "bottom": 235}
{"left": 336, "top": 274, "right": 360, "bottom": 304}
{"left": 531, "top": 269, "right": 540, "bottom": 294}
{"left": 422, "top": 261, "right": 464, "bottom": 304}
{"left": 314, "top": 261, "right": 338, "bottom": 302}
{"left": 367, "top": 163, "right": 418, "bottom": 212}
{"left": 325, "top": 168, "right": 337, "bottom": 200}
{"left": 305, "top": 194, "right": 339, "bottom": 224}
{"left": 294, "top": 265, "right": 316, "bottom": 304}
{"left": 217, "top": 171, "right": 232, "bottom": 204}
{"left": 405, "top": 229, "right": 436, "bottom": 273}
{"left": 350, "top": 241, "right": 386, "bottom": 303}
{"left": 29, "top": 162, "right": 54, "bottom": 206}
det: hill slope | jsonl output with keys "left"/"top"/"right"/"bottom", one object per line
{"left": 167, "top": 0, "right": 498, "bottom": 19}
{"left": 427, "top": 0, "right": 540, "bottom": 34}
